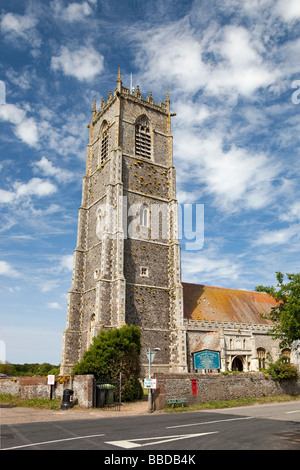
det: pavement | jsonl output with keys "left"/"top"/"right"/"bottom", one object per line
{"left": 0, "top": 399, "right": 160, "bottom": 425}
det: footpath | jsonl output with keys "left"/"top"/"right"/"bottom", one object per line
{"left": 0, "top": 400, "right": 160, "bottom": 425}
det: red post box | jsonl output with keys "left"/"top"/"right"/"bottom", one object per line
{"left": 191, "top": 380, "right": 197, "bottom": 396}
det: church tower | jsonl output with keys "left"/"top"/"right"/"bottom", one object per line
{"left": 60, "top": 70, "right": 187, "bottom": 375}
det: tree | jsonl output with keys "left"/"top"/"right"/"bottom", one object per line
{"left": 72, "top": 325, "right": 143, "bottom": 401}
{"left": 255, "top": 272, "right": 300, "bottom": 347}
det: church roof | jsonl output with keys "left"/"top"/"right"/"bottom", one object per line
{"left": 182, "top": 283, "right": 277, "bottom": 325}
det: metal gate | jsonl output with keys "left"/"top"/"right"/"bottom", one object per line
{"left": 94, "top": 374, "right": 121, "bottom": 411}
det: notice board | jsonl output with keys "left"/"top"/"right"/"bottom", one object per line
{"left": 193, "top": 349, "right": 220, "bottom": 370}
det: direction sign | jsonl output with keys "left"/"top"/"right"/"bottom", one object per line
{"left": 144, "top": 378, "right": 157, "bottom": 389}
{"left": 193, "top": 349, "right": 220, "bottom": 370}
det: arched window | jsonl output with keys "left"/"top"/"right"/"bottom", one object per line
{"left": 140, "top": 205, "right": 149, "bottom": 227}
{"left": 100, "top": 121, "right": 109, "bottom": 164}
{"left": 257, "top": 348, "right": 266, "bottom": 369}
{"left": 135, "top": 115, "right": 151, "bottom": 158}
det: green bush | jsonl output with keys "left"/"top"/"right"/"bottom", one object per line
{"left": 268, "top": 356, "right": 299, "bottom": 381}
{"left": 73, "top": 325, "right": 143, "bottom": 402}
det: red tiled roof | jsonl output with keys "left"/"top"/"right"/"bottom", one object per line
{"left": 183, "top": 283, "right": 277, "bottom": 325}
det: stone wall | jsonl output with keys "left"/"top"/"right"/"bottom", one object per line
{"left": 153, "top": 372, "right": 300, "bottom": 410}
{"left": 0, "top": 375, "right": 94, "bottom": 408}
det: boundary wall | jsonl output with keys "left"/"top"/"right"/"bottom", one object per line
{"left": 153, "top": 373, "right": 300, "bottom": 410}
{"left": 0, "top": 375, "right": 94, "bottom": 408}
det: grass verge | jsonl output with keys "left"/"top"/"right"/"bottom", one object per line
{"left": 164, "top": 394, "right": 300, "bottom": 413}
{"left": 0, "top": 394, "right": 61, "bottom": 410}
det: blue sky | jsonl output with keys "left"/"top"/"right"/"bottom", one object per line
{"left": 0, "top": 0, "right": 299, "bottom": 364}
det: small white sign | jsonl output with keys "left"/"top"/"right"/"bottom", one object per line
{"left": 144, "top": 378, "right": 157, "bottom": 389}
{"left": 47, "top": 375, "right": 55, "bottom": 385}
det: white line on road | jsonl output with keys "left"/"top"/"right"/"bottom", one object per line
{"left": 106, "top": 431, "right": 219, "bottom": 449}
{"left": 167, "top": 416, "right": 254, "bottom": 429}
{"left": 285, "top": 410, "right": 300, "bottom": 414}
{"left": 1, "top": 433, "right": 105, "bottom": 450}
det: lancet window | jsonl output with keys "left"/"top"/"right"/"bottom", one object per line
{"left": 100, "top": 121, "right": 109, "bottom": 164}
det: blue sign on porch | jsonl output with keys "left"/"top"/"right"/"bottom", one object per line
{"left": 193, "top": 349, "right": 220, "bottom": 370}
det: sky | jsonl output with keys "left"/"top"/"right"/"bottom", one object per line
{"left": 0, "top": 0, "right": 300, "bottom": 365}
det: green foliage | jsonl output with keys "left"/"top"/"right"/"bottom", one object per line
{"left": 73, "top": 325, "right": 143, "bottom": 401}
{"left": 255, "top": 272, "right": 300, "bottom": 347}
{"left": 0, "top": 362, "right": 59, "bottom": 376}
{"left": 267, "top": 356, "right": 299, "bottom": 381}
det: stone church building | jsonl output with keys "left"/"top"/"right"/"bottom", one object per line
{"left": 60, "top": 70, "right": 299, "bottom": 376}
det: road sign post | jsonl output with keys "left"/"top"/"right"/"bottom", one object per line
{"left": 146, "top": 347, "right": 160, "bottom": 413}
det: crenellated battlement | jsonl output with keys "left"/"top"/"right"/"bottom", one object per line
{"left": 183, "top": 317, "right": 273, "bottom": 333}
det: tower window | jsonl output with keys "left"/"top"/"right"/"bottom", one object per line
{"left": 140, "top": 266, "right": 148, "bottom": 277}
{"left": 100, "top": 121, "right": 109, "bottom": 164}
{"left": 135, "top": 115, "right": 151, "bottom": 158}
{"left": 140, "top": 206, "right": 149, "bottom": 227}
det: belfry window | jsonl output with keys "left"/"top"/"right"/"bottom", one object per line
{"left": 135, "top": 115, "right": 151, "bottom": 158}
{"left": 100, "top": 121, "right": 109, "bottom": 164}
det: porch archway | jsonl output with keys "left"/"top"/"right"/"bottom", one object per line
{"left": 232, "top": 356, "right": 243, "bottom": 371}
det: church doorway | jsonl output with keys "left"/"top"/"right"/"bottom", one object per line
{"left": 232, "top": 356, "right": 243, "bottom": 371}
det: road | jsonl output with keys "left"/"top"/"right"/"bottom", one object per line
{"left": 1, "top": 401, "right": 300, "bottom": 452}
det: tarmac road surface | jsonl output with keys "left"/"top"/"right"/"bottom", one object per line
{"left": 1, "top": 400, "right": 300, "bottom": 451}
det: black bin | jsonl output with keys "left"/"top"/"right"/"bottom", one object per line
{"left": 61, "top": 389, "right": 74, "bottom": 410}
{"left": 95, "top": 385, "right": 107, "bottom": 408}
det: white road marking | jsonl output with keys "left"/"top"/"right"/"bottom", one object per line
{"left": 167, "top": 416, "right": 254, "bottom": 429}
{"left": 286, "top": 410, "right": 300, "bottom": 414}
{"left": 106, "top": 431, "right": 218, "bottom": 449}
{"left": 1, "top": 433, "right": 105, "bottom": 450}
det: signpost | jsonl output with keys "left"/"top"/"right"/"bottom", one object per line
{"left": 193, "top": 350, "right": 220, "bottom": 371}
{"left": 47, "top": 375, "right": 55, "bottom": 400}
{"left": 145, "top": 347, "right": 160, "bottom": 413}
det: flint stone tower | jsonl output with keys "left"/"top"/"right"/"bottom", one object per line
{"left": 60, "top": 70, "right": 187, "bottom": 375}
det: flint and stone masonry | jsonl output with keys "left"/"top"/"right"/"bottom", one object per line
{"left": 60, "top": 70, "right": 187, "bottom": 375}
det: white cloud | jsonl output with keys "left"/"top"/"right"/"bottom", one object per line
{"left": 0, "top": 178, "right": 57, "bottom": 204}
{"left": 51, "top": 45, "right": 104, "bottom": 81}
{"left": 0, "top": 260, "right": 20, "bottom": 278}
{"left": 254, "top": 224, "right": 300, "bottom": 246}
{"left": 182, "top": 250, "right": 240, "bottom": 285}
{"left": 174, "top": 100, "right": 211, "bottom": 127}
{"left": 0, "top": 12, "right": 41, "bottom": 53}
{"left": 60, "top": 254, "right": 74, "bottom": 272}
{"left": 1, "top": 12, "right": 37, "bottom": 35}
{"left": 174, "top": 131, "right": 280, "bottom": 212}
{"left": 280, "top": 202, "right": 300, "bottom": 222}
{"left": 51, "top": 0, "right": 94, "bottom": 22}
{"left": 135, "top": 19, "right": 208, "bottom": 94}
{"left": 276, "top": 0, "right": 300, "bottom": 22}
{"left": 33, "top": 157, "right": 74, "bottom": 183}
{"left": 135, "top": 18, "right": 277, "bottom": 101}
{"left": 47, "top": 302, "right": 63, "bottom": 309}
{"left": 0, "top": 104, "right": 38, "bottom": 146}
{"left": 207, "top": 25, "right": 275, "bottom": 98}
